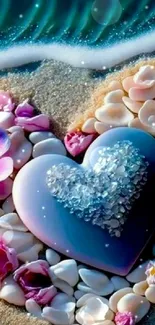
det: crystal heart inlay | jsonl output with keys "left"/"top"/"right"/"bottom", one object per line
{"left": 46, "top": 141, "right": 149, "bottom": 238}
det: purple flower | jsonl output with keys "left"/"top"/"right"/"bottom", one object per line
{"left": 0, "top": 240, "right": 18, "bottom": 281}
{"left": 14, "top": 260, "right": 57, "bottom": 305}
{"left": 115, "top": 311, "right": 136, "bottom": 325}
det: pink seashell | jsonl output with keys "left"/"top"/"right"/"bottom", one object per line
{"left": 64, "top": 131, "right": 95, "bottom": 157}
{"left": 115, "top": 311, "right": 135, "bottom": 325}
{"left": 0, "top": 177, "right": 13, "bottom": 200}
{"left": 0, "top": 91, "right": 15, "bottom": 112}
{"left": 0, "top": 157, "right": 13, "bottom": 182}
{"left": 104, "top": 90, "right": 124, "bottom": 104}
{"left": 95, "top": 103, "right": 134, "bottom": 127}
{"left": 0, "top": 112, "right": 15, "bottom": 129}
{"left": 138, "top": 100, "right": 155, "bottom": 129}
{"left": 0, "top": 128, "right": 11, "bottom": 157}
{"left": 129, "top": 84, "right": 155, "bottom": 101}
{"left": 15, "top": 114, "right": 50, "bottom": 132}
{"left": 122, "top": 96, "right": 143, "bottom": 113}
{"left": 134, "top": 65, "right": 155, "bottom": 89}
{"left": 122, "top": 76, "right": 137, "bottom": 92}
{"left": 15, "top": 99, "right": 35, "bottom": 118}
{"left": 4, "top": 129, "right": 32, "bottom": 169}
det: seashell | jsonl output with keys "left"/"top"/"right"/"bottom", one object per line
{"left": 15, "top": 114, "right": 50, "bottom": 132}
{"left": 133, "top": 280, "right": 148, "bottom": 296}
{"left": 0, "top": 177, "right": 13, "bottom": 201}
{"left": 2, "top": 195, "right": 15, "bottom": 213}
{"left": 45, "top": 248, "right": 61, "bottom": 266}
{"left": 29, "top": 131, "right": 56, "bottom": 144}
{"left": 129, "top": 84, "right": 155, "bottom": 101}
{"left": 133, "top": 65, "right": 155, "bottom": 89}
{"left": 95, "top": 103, "right": 134, "bottom": 126}
{"left": 126, "top": 261, "right": 148, "bottom": 283}
{"left": 0, "top": 275, "right": 25, "bottom": 306}
{"left": 77, "top": 281, "right": 114, "bottom": 296}
{"left": 5, "top": 128, "right": 32, "bottom": 169}
{"left": 122, "top": 96, "right": 143, "bottom": 113}
{"left": 122, "top": 76, "right": 137, "bottom": 92}
{"left": 145, "top": 285, "right": 155, "bottom": 304}
{"left": 109, "top": 287, "right": 133, "bottom": 312}
{"left": 51, "top": 278, "right": 74, "bottom": 296}
{"left": 109, "top": 80, "right": 123, "bottom": 91}
{"left": 82, "top": 118, "right": 97, "bottom": 134}
{"left": 32, "top": 138, "right": 66, "bottom": 158}
{"left": 49, "top": 259, "right": 79, "bottom": 287}
{"left": 94, "top": 121, "right": 112, "bottom": 134}
{"left": 104, "top": 90, "right": 124, "bottom": 104}
{"left": 0, "top": 212, "right": 28, "bottom": 232}
{"left": 0, "top": 112, "right": 15, "bottom": 129}
{"left": 77, "top": 293, "right": 109, "bottom": 308}
{"left": 117, "top": 293, "right": 150, "bottom": 322}
{"left": 0, "top": 128, "right": 11, "bottom": 157}
{"left": 111, "top": 276, "right": 130, "bottom": 291}
{"left": 74, "top": 290, "right": 85, "bottom": 300}
{"left": 0, "top": 157, "right": 13, "bottom": 182}
{"left": 25, "top": 299, "right": 42, "bottom": 319}
{"left": 79, "top": 268, "right": 110, "bottom": 290}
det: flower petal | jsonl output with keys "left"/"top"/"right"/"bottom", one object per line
{"left": 0, "top": 157, "right": 13, "bottom": 181}
{"left": 15, "top": 114, "right": 50, "bottom": 131}
{"left": 134, "top": 65, "right": 155, "bottom": 89}
{"left": 95, "top": 103, "right": 134, "bottom": 127}
{"left": 15, "top": 100, "right": 35, "bottom": 118}
{"left": 64, "top": 131, "right": 95, "bottom": 157}
{"left": 26, "top": 285, "right": 57, "bottom": 305}
{"left": 0, "top": 128, "right": 11, "bottom": 157}
{"left": 0, "top": 177, "right": 13, "bottom": 200}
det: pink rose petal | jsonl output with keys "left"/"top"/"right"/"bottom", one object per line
{"left": 15, "top": 114, "right": 50, "bottom": 131}
{"left": 64, "top": 131, "right": 95, "bottom": 156}
{"left": 15, "top": 100, "right": 35, "bottom": 118}
{"left": 0, "top": 157, "right": 13, "bottom": 181}
{"left": 0, "top": 177, "right": 13, "bottom": 200}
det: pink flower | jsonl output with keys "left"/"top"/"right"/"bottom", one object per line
{"left": 15, "top": 99, "right": 35, "bottom": 118}
{"left": 14, "top": 260, "right": 57, "bottom": 306}
{"left": 115, "top": 312, "right": 136, "bottom": 325}
{"left": 15, "top": 114, "right": 50, "bottom": 131}
{"left": 146, "top": 260, "right": 155, "bottom": 285}
{"left": 0, "top": 240, "right": 18, "bottom": 281}
{"left": 0, "top": 91, "right": 15, "bottom": 112}
{"left": 64, "top": 131, "right": 95, "bottom": 156}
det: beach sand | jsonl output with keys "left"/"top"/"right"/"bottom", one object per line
{"left": 0, "top": 59, "right": 154, "bottom": 325}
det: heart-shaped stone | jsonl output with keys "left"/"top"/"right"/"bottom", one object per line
{"left": 13, "top": 128, "right": 155, "bottom": 275}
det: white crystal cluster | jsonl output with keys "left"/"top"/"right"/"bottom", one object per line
{"left": 46, "top": 141, "right": 149, "bottom": 237}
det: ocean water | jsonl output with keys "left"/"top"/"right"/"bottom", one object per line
{"left": 0, "top": 0, "right": 155, "bottom": 69}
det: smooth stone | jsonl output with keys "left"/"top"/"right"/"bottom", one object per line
{"left": 109, "top": 287, "right": 133, "bottom": 312}
{"left": 76, "top": 297, "right": 110, "bottom": 324}
{"left": 46, "top": 248, "right": 61, "bottom": 265}
{"left": 74, "top": 290, "right": 85, "bottom": 300}
{"left": 25, "top": 299, "right": 42, "bottom": 318}
{"left": 126, "top": 261, "right": 148, "bottom": 283}
{"left": 0, "top": 208, "right": 4, "bottom": 216}
{"left": 2, "top": 195, "right": 15, "bottom": 213}
{"left": 79, "top": 268, "right": 110, "bottom": 290}
{"left": 111, "top": 276, "right": 130, "bottom": 291}
{"left": 0, "top": 212, "right": 28, "bottom": 232}
{"left": 13, "top": 128, "right": 155, "bottom": 275}
{"left": 0, "top": 112, "right": 15, "bottom": 129}
{"left": 32, "top": 138, "right": 67, "bottom": 158}
{"left": 50, "top": 293, "right": 75, "bottom": 307}
{"left": 95, "top": 321, "right": 115, "bottom": 325}
{"left": 117, "top": 293, "right": 150, "bottom": 322}
{"left": 78, "top": 281, "right": 114, "bottom": 296}
{"left": 29, "top": 131, "right": 56, "bottom": 144}
{"left": 17, "top": 242, "right": 43, "bottom": 263}
{"left": 0, "top": 275, "right": 25, "bottom": 306}
{"left": 77, "top": 293, "right": 109, "bottom": 308}
{"left": 133, "top": 280, "right": 148, "bottom": 296}
{"left": 82, "top": 118, "right": 97, "bottom": 134}
{"left": 42, "top": 306, "right": 74, "bottom": 325}
{"left": 50, "top": 260, "right": 79, "bottom": 287}
{"left": 52, "top": 278, "right": 74, "bottom": 296}
{"left": 145, "top": 285, "right": 155, "bottom": 303}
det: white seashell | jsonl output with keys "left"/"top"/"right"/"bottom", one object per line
{"left": 104, "top": 90, "right": 124, "bottom": 104}
{"left": 42, "top": 306, "right": 73, "bottom": 325}
{"left": 117, "top": 293, "right": 150, "bottom": 322}
{"left": 109, "top": 80, "right": 123, "bottom": 91}
{"left": 77, "top": 281, "right": 114, "bottom": 296}
{"left": 94, "top": 121, "right": 112, "bottom": 134}
{"left": 145, "top": 285, "right": 155, "bottom": 303}
{"left": 74, "top": 290, "right": 85, "bottom": 300}
{"left": 0, "top": 275, "right": 25, "bottom": 306}
{"left": 133, "top": 280, "right": 148, "bottom": 296}
{"left": 111, "top": 276, "right": 130, "bottom": 291}
{"left": 0, "top": 212, "right": 28, "bottom": 232}
{"left": 29, "top": 131, "right": 56, "bottom": 144}
{"left": 0, "top": 208, "right": 4, "bottom": 217}
{"left": 52, "top": 278, "right": 74, "bottom": 296}
{"left": 126, "top": 261, "right": 148, "bottom": 283}
{"left": 17, "top": 241, "right": 43, "bottom": 263}
{"left": 122, "top": 96, "right": 143, "bottom": 113}
{"left": 95, "top": 103, "right": 134, "bottom": 126}
{"left": 50, "top": 259, "right": 79, "bottom": 287}
{"left": 77, "top": 293, "right": 109, "bottom": 308}
{"left": 79, "top": 268, "right": 110, "bottom": 289}
{"left": 82, "top": 118, "right": 97, "bottom": 134}
{"left": 109, "top": 287, "right": 133, "bottom": 312}
{"left": 2, "top": 195, "right": 15, "bottom": 213}
{"left": 32, "top": 138, "right": 66, "bottom": 158}
{"left": 25, "top": 299, "right": 42, "bottom": 319}
{"left": 46, "top": 248, "right": 61, "bottom": 266}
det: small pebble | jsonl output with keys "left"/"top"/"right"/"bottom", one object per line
{"left": 0, "top": 275, "right": 25, "bottom": 306}
{"left": 0, "top": 213, "right": 28, "bottom": 232}
{"left": 46, "top": 248, "right": 61, "bottom": 265}
{"left": 109, "top": 287, "right": 133, "bottom": 312}
{"left": 117, "top": 293, "right": 150, "bottom": 322}
{"left": 76, "top": 297, "right": 110, "bottom": 324}
{"left": 32, "top": 138, "right": 67, "bottom": 158}
{"left": 79, "top": 268, "right": 110, "bottom": 289}
{"left": 74, "top": 290, "right": 85, "bottom": 300}
{"left": 52, "top": 278, "right": 74, "bottom": 296}
{"left": 29, "top": 131, "right": 56, "bottom": 144}
{"left": 133, "top": 280, "right": 148, "bottom": 296}
{"left": 0, "top": 112, "right": 15, "bottom": 129}
{"left": 17, "top": 242, "right": 43, "bottom": 263}
{"left": 25, "top": 299, "right": 42, "bottom": 318}
{"left": 82, "top": 118, "right": 97, "bottom": 134}
{"left": 50, "top": 259, "right": 79, "bottom": 287}
{"left": 77, "top": 281, "right": 114, "bottom": 296}
{"left": 42, "top": 306, "right": 73, "bottom": 325}
{"left": 145, "top": 285, "right": 155, "bottom": 303}
{"left": 0, "top": 208, "right": 4, "bottom": 217}
{"left": 111, "top": 276, "right": 130, "bottom": 291}
{"left": 126, "top": 261, "right": 148, "bottom": 283}
{"left": 77, "top": 293, "right": 109, "bottom": 308}
{"left": 2, "top": 195, "right": 15, "bottom": 213}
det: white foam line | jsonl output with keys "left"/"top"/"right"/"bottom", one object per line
{"left": 0, "top": 31, "right": 155, "bottom": 70}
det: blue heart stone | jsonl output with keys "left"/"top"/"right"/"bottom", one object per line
{"left": 13, "top": 127, "right": 155, "bottom": 275}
